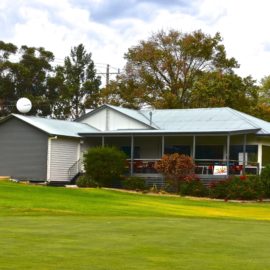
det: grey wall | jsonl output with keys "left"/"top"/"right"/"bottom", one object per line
{"left": 134, "top": 137, "right": 162, "bottom": 159}
{"left": 0, "top": 118, "right": 48, "bottom": 180}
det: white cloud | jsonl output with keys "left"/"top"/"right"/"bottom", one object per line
{"left": 1, "top": 0, "right": 270, "bottom": 82}
{"left": 197, "top": 0, "right": 270, "bottom": 80}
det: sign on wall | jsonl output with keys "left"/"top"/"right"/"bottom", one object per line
{"left": 238, "top": 152, "right": 248, "bottom": 165}
{"left": 213, "top": 166, "right": 228, "bottom": 175}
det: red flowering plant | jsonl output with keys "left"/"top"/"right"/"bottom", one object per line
{"left": 209, "top": 176, "right": 264, "bottom": 200}
{"left": 155, "top": 153, "right": 195, "bottom": 192}
{"left": 183, "top": 174, "right": 200, "bottom": 182}
{"left": 239, "top": 175, "right": 247, "bottom": 181}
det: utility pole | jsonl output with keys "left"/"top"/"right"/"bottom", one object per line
{"left": 96, "top": 64, "right": 120, "bottom": 86}
{"left": 106, "top": 64, "right": 110, "bottom": 86}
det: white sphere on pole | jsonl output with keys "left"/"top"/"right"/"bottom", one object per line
{"left": 16, "top": 98, "right": 32, "bottom": 114}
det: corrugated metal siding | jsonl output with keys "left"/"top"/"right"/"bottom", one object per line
{"left": 49, "top": 138, "right": 80, "bottom": 182}
{"left": 0, "top": 118, "right": 48, "bottom": 180}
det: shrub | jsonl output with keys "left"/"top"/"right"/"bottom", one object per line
{"left": 76, "top": 175, "right": 98, "bottom": 187}
{"left": 163, "top": 180, "right": 177, "bottom": 193}
{"left": 260, "top": 165, "right": 270, "bottom": 198}
{"left": 155, "top": 154, "right": 195, "bottom": 192}
{"left": 226, "top": 177, "right": 256, "bottom": 200}
{"left": 84, "top": 146, "right": 127, "bottom": 187}
{"left": 246, "top": 175, "right": 265, "bottom": 199}
{"left": 209, "top": 176, "right": 264, "bottom": 200}
{"left": 179, "top": 178, "right": 208, "bottom": 197}
{"left": 209, "top": 180, "right": 229, "bottom": 199}
{"left": 121, "top": 176, "right": 146, "bottom": 190}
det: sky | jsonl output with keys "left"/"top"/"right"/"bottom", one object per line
{"left": 1, "top": 0, "right": 270, "bottom": 83}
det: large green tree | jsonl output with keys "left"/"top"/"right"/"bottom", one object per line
{"left": 258, "top": 75, "right": 270, "bottom": 104}
{"left": 190, "top": 72, "right": 258, "bottom": 112}
{"left": 0, "top": 41, "right": 18, "bottom": 116}
{"left": 0, "top": 42, "right": 56, "bottom": 116}
{"left": 0, "top": 42, "right": 101, "bottom": 119}
{"left": 251, "top": 75, "right": 270, "bottom": 121}
{"left": 11, "top": 45, "right": 55, "bottom": 116}
{"left": 56, "top": 44, "right": 101, "bottom": 119}
{"left": 103, "top": 29, "right": 239, "bottom": 109}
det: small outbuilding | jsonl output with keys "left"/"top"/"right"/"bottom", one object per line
{"left": 0, "top": 114, "right": 97, "bottom": 182}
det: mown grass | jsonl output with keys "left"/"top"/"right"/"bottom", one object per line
{"left": 0, "top": 180, "right": 270, "bottom": 269}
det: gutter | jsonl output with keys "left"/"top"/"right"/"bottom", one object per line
{"left": 78, "top": 128, "right": 260, "bottom": 137}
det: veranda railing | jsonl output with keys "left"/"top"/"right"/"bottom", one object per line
{"left": 126, "top": 159, "right": 259, "bottom": 176}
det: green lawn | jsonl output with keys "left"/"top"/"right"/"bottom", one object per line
{"left": 0, "top": 181, "right": 270, "bottom": 269}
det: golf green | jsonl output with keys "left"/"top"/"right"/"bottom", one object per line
{"left": 0, "top": 181, "right": 269, "bottom": 270}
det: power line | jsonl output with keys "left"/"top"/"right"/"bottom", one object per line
{"left": 96, "top": 64, "right": 120, "bottom": 86}
{"left": 2, "top": 54, "right": 123, "bottom": 86}
{"left": 5, "top": 56, "right": 122, "bottom": 71}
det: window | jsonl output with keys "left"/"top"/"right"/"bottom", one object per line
{"left": 121, "top": 146, "right": 140, "bottom": 159}
{"left": 164, "top": 145, "right": 191, "bottom": 156}
{"left": 230, "top": 145, "right": 258, "bottom": 162}
{"left": 196, "top": 145, "right": 223, "bottom": 160}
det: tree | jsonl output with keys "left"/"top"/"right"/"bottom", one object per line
{"left": 258, "top": 75, "right": 270, "bottom": 103}
{"left": 251, "top": 75, "right": 270, "bottom": 121}
{"left": 104, "top": 29, "right": 238, "bottom": 109}
{"left": 0, "top": 43, "right": 56, "bottom": 117}
{"left": 0, "top": 42, "right": 102, "bottom": 119}
{"left": 56, "top": 44, "right": 101, "bottom": 119}
{"left": 190, "top": 72, "right": 258, "bottom": 113}
{"left": 11, "top": 46, "right": 55, "bottom": 116}
{"left": 101, "top": 76, "right": 143, "bottom": 109}
{"left": 0, "top": 41, "right": 18, "bottom": 116}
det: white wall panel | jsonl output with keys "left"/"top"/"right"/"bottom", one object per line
{"left": 80, "top": 108, "right": 149, "bottom": 131}
{"left": 109, "top": 109, "right": 149, "bottom": 130}
{"left": 48, "top": 138, "right": 80, "bottom": 182}
{"left": 81, "top": 109, "right": 107, "bottom": 130}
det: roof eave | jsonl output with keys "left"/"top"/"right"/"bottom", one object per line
{"left": 0, "top": 114, "right": 13, "bottom": 124}
{"left": 255, "top": 133, "right": 270, "bottom": 137}
{"left": 79, "top": 128, "right": 260, "bottom": 137}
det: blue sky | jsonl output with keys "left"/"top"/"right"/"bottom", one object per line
{"left": 1, "top": 0, "right": 270, "bottom": 82}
